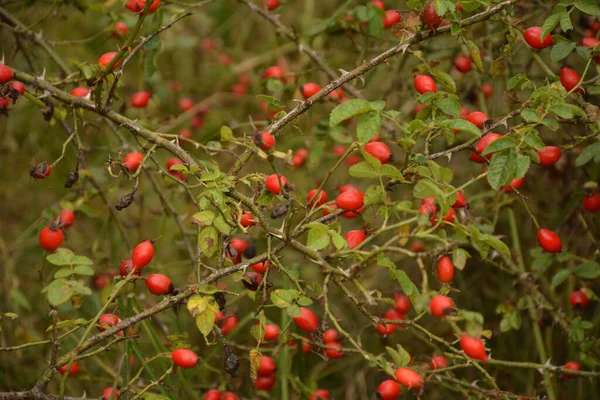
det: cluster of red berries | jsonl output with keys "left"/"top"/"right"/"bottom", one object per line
{"left": 39, "top": 209, "right": 76, "bottom": 252}
{"left": 254, "top": 355, "right": 277, "bottom": 391}
{"left": 204, "top": 389, "right": 239, "bottom": 400}
{"left": 0, "top": 63, "right": 25, "bottom": 111}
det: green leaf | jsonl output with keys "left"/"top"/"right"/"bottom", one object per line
{"left": 46, "top": 318, "right": 88, "bottom": 332}
{"left": 481, "top": 137, "right": 516, "bottom": 155}
{"left": 487, "top": 149, "right": 517, "bottom": 190}
{"left": 514, "top": 154, "right": 530, "bottom": 180}
{"left": 549, "top": 103, "right": 574, "bottom": 119}
{"left": 551, "top": 41, "right": 576, "bottom": 62}
{"left": 192, "top": 211, "right": 215, "bottom": 226}
{"left": 541, "top": 13, "right": 560, "bottom": 39}
{"left": 330, "top": 99, "right": 372, "bottom": 126}
{"left": 198, "top": 226, "right": 219, "bottom": 258}
{"left": 368, "top": 13, "right": 384, "bottom": 35}
{"left": 395, "top": 270, "right": 419, "bottom": 304}
{"left": 220, "top": 126, "right": 233, "bottom": 141}
{"left": 357, "top": 111, "right": 382, "bottom": 142}
{"left": 434, "top": 0, "right": 448, "bottom": 16}
{"left": 54, "top": 268, "right": 73, "bottom": 279}
{"left": 73, "top": 265, "right": 94, "bottom": 276}
{"left": 213, "top": 215, "right": 232, "bottom": 235}
{"left": 369, "top": 101, "right": 386, "bottom": 111}
{"left": 46, "top": 279, "right": 74, "bottom": 307}
{"left": 480, "top": 234, "right": 511, "bottom": 257}
{"left": 466, "top": 40, "right": 483, "bottom": 72}
{"left": 270, "top": 289, "right": 299, "bottom": 308}
{"left": 46, "top": 248, "right": 75, "bottom": 266}
{"left": 307, "top": 227, "right": 330, "bottom": 250}
{"left": 413, "top": 179, "right": 444, "bottom": 200}
{"left": 330, "top": 231, "right": 347, "bottom": 250}
{"left": 364, "top": 185, "right": 384, "bottom": 205}
{"left": 452, "top": 248, "right": 470, "bottom": 270}
{"left": 443, "top": 119, "right": 481, "bottom": 137}
{"left": 434, "top": 95, "right": 461, "bottom": 116}
{"left": 386, "top": 345, "right": 411, "bottom": 367}
{"left": 575, "top": 0, "right": 600, "bottom": 17}
{"left": 380, "top": 164, "right": 405, "bottom": 180}
{"left": 431, "top": 70, "right": 456, "bottom": 93}
{"left": 574, "top": 262, "right": 600, "bottom": 279}
{"left": 576, "top": 45, "right": 592, "bottom": 60}
{"left": 297, "top": 296, "right": 313, "bottom": 306}
{"left": 575, "top": 143, "right": 600, "bottom": 166}
{"left": 521, "top": 108, "right": 540, "bottom": 123}
{"left": 195, "top": 301, "right": 217, "bottom": 338}
{"left": 551, "top": 268, "right": 572, "bottom": 289}
{"left": 560, "top": 11, "right": 573, "bottom": 32}
{"left": 524, "top": 133, "right": 545, "bottom": 150}
{"left": 349, "top": 162, "right": 379, "bottom": 179}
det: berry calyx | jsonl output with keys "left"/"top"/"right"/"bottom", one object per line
{"left": 429, "top": 295, "right": 454, "bottom": 317}
{"left": 436, "top": 255, "right": 455, "bottom": 283}
{"left": 171, "top": 348, "right": 198, "bottom": 368}
{"left": 537, "top": 146, "right": 561, "bottom": 166}
{"left": 132, "top": 240, "right": 155, "bottom": 268}
{"left": 39, "top": 226, "right": 64, "bottom": 252}
{"left": 460, "top": 334, "right": 487, "bottom": 361}
{"left": 377, "top": 379, "right": 401, "bottom": 400}
{"left": 131, "top": 91, "right": 151, "bottom": 108}
{"left": 537, "top": 229, "right": 562, "bottom": 253}
{"left": 569, "top": 290, "right": 589, "bottom": 309}
{"left": 293, "top": 307, "right": 319, "bottom": 333}
{"left": 394, "top": 367, "right": 423, "bottom": 389}
{"left": 335, "top": 190, "right": 364, "bottom": 211}
{"left": 146, "top": 274, "right": 173, "bottom": 295}
{"left": 265, "top": 174, "right": 288, "bottom": 195}
{"left": 523, "top": 26, "right": 554, "bottom": 49}
{"left": 413, "top": 74, "right": 436, "bottom": 94}
{"left": 364, "top": 141, "right": 392, "bottom": 164}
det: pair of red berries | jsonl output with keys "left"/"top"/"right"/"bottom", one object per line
{"left": 204, "top": 389, "right": 239, "bottom": 400}
{"left": 322, "top": 328, "right": 344, "bottom": 358}
{"left": 255, "top": 354, "right": 277, "bottom": 392}
{"left": 309, "top": 389, "right": 331, "bottom": 400}
{"left": 126, "top": 0, "right": 160, "bottom": 13}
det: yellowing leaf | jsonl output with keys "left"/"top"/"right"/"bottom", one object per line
{"left": 250, "top": 349, "right": 262, "bottom": 381}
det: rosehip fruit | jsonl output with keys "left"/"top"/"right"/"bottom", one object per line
{"left": 39, "top": 226, "right": 64, "bottom": 251}
{"left": 377, "top": 379, "right": 401, "bottom": 400}
{"left": 523, "top": 26, "right": 554, "bottom": 49}
{"left": 569, "top": 290, "right": 589, "bottom": 309}
{"left": 414, "top": 74, "right": 436, "bottom": 94}
{"left": 436, "top": 255, "right": 454, "bottom": 283}
{"left": 293, "top": 307, "right": 319, "bottom": 333}
{"left": 146, "top": 274, "right": 173, "bottom": 295}
{"left": 429, "top": 295, "right": 454, "bottom": 317}
{"left": 460, "top": 334, "right": 487, "bottom": 361}
{"left": 172, "top": 348, "right": 198, "bottom": 368}
{"left": 537, "top": 229, "right": 562, "bottom": 253}
{"left": 364, "top": 141, "right": 392, "bottom": 163}
{"left": 265, "top": 174, "right": 288, "bottom": 195}
{"left": 394, "top": 367, "right": 423, "bottom": 389}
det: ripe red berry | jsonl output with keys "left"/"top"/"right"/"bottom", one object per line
{"left": 166, "top": 158, "right": 186, "bottom": 181}
{"left": 59, "top": 362, "right": 80, "bottom": 376}
{"left": 39, "top": 226, "right": 64, "bottom": 251}
{"left": 98, "top": 314, "right": 121, "bottom": 334}
{"left": 537, "top": 229, "right": 562, "bottom": 253}
{"left": 126, "top": 0, "right": 160, "bottom": 13}
{"left": 345, "top": 155, "right": 360, "bottom": 166}
{"left": 293, "top": 148, "right": 309, "bottom": 167}
{"left": 371, "top": 0, "right": 385, "bottom": 10}
{"left": 101, "top": 387, "right": 119, "bottom": 400}
{"left": 481, "top": 83, "right": 493, "bottom": 98}
{"left": 98, "top": 52, "right": 121, "bottom": 69}
{"left": 454, "top": 55, "right": 472, "bottom": 73}
{"left": 264, "top": 65, "right": 284, "bottom": 79}
{"left": 419, "top": 202, "right": 437, "bottom": 222}
{"left": 251, "top": 261, "right": 269, "bottom": 273}
{"left": 560, "top": 67, "right": 581, "bottom": 92}
{"left": 220, "top": 315, "right": 239, "bottom": 335}
{"left": 394, "top": 294, "right": 410, "bottom": 314}
{"left": 11, "top": 81, "right": 25, "bottom": 95}
{"left": 335, "top": 190, "right": 364, "bottom": 211}
{"left": 119, "top": 259, "right": 140, "bottom": 276}
{"left": 132, "top": 240, "right": 155, "bottom": 268}
{"left": 523, "top": 26, "right": 554, "bottom": 49}
{"left": 429, "top": 295, "right": 454, "bottom": 317}
{"left": 383, "top": 308, "right": 405, "bottom": 328}
{"left": 563, "top": 361, "right": 582, "bottom": 378}
{"left": 569, "top": 290, "right": 589, "bottom": 309}
{"left": 294, "top": 307, "right": 319, "bottom": 333}
{"left": 323, "top": 328, "right": 340, "bottom": 343}
{"left": 469, "top": 133, "right": 502, "bottom": 163}
{"left": 307, "top": 189, "right": 328, "bottom": 206}
{"left": 146, "top": 274, "right": 173, "bottom": 295}
{"left": 466, "top": 111, "right": 489, "bottom": 128}
{"left": 301, "top": 82, "right": 321, "bottom": 98}
{"left": 262, "top": 0, "right": 279, "bottom": 11}
{"left": 583, "top": 193, "right": 600, "bottom": 213}
{"left": 131, "top": 91, "right": 151, "bottom": 108}
{"left": 0, "top": 97, "right": 9, "bottom": 109}
{"left": 339, "top": 184, "right": 360, "bottom": 193}
{"left": 324, "top": 341, "right": 344, "bottom": 358}
{"left": 310, "top": 389, "right": 331, "bottom": 400}
{"left": 460, "top": 334, "right": 487, "bottom": 361}
{"left": 0, "top": 64, "right": 14, "bottom": 84}
{"left": 58, "top": 209, "right": 75, "bottom": 229}
{"left": 113, "top": 22, "right": 128, "bottom": 38}
{"left": 263, "top": 324, "right": 280, "bottom": 341}
{"left": 345, "top": 229, "right": 366, "bottom": 249}
{"left": 229, "top": 237, "right": 249, "bottom": 254}
{"left": 70, "top": 87, "right": 89, "bottom": 97}
{"left": 204, "top": 389, "right": 221, "bottom": 400}
{"left": 452, "top": 191, "right": 467, "bottom": 208}
{"left": 242, "top": 272, "right": 263, "bottom": 291}
{"left": 377, "top": 379, "right": 401, "bottom": 400}
{"left": 254, "top": 375, "right": 276, "bottom": 390}
{"left": 422, "top": 1, "right": 442, "bottom": 29}
{"left": 394, "top": 367, "right": 423, "bottom": 389}
{"left": 442, "top": 208, "right": 456, "bottom": 222}
{"left": 239, "top": 212, "right": 255, "bottom": 228}
{"left": 537, "top": 146, "right": 561, "bottom": 166}
{"left": 172, "top": 348, "right": 198, "bottom": 368}
{"left": 582, "top": 38, "right": 600, "bottom": 63}
{"left": 123, "top": 152, "right": 144, "bottom": 173}
{"left": 364, "top": 141, "right": 392, "bottom": 164}
{"left": 258, "top": 355, "right": 276, "bottom": 375}
{"left": 414, "top": 74, "right": 436, "bottom": 94}
{"left": 255, "top": 132, "right": 275, "bottom": 151}
{"left": 328, "top": 88, "right": 344, "bottom": 100}
{"left": 223, "top": 392, "right": 239, "bottom": 400}
{"left": 179, "top": 97, "right": 194, "bottom": 111}
{"left": 501, "top": 177, "right": 524, "bottom": 193}
{"left": 383, "top": 10, "right": 401, "bottom": 29}
{"left": 437, "top": 255, "right": 455, "bottom": 283}
{"left": 430, "top": 355, "right": 449, "bottom": 369}
{"left": 376, "top": 322, "right": 396, "bottom": 336}
{"left": 265, "top": 174, "right": 288, "bottom": 195}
